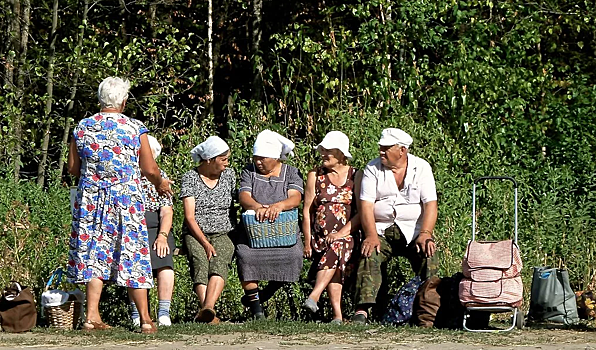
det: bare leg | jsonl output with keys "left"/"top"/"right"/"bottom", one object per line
{"left": 194, "top": 284, "right": 207, "bottom": 308}
{"left": 241, "top": 281, "right": 264, "bottom": 319}
{"left": 128, "top": 288, "right": 152, "bottom": 325}
{"left": 85, "top": 278, "right": 104, "bottom": 323}
{"left": 242, "top": 281, "right": 258, "bottom": 290}
{"left": 326, "top": 270, "right": 343, "bottom": 320}
{"left": 203, "top": 275, "right": 225, "bottom": 310}
{"left": 157, "top": 268, "right": 174, "bottom": 300}
{"left": 308, "top": 268, "right": 337, "bottom": 302}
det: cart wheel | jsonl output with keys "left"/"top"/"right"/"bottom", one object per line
{"left": 515, "top": 309, "right": 525, "bottom": 329}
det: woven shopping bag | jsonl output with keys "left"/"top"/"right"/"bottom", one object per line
{"left": 242, "top": 209, "right": 298, "bottom": 248}
{"left": 42, "top": 268, "right": 84, "bottom": 329}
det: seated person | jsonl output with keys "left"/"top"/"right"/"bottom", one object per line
{"left": 352, "top": 128, "right": 438, "bottom": 324}
{"left": 180, "top": 136, "right": 236, "bottom": 324}
{"left": 302, "top": 131, "right": 362, "bottom": 324}
{"left": 236, "top": 130, "right": 304, "bottom": 319}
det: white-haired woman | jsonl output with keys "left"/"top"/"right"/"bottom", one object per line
{"left": 302, "top": 131, "right": 362, "bottom": 324}
{"left": 236, "top": 130, "right": 304, "bottom": 320}
{"left": 180, "top": 136, "right": 236, "bottom": 324}
{"left": 128, "top": 135, "right": 175, "bottom": 327}
{"left": 67, "top": 77, "right": 173, "bottom": 334}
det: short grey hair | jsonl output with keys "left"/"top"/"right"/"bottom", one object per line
{"left": 98, "top": 77, "right": 130, "bottom": 109}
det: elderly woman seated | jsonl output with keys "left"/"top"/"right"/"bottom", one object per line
{"left": 180, "top": 136, "right": 236, "bottom": 324}
{"left": 236, "top": 130, "right": 304, "bottom": 319}
{"left": 128, "top": 135, "right": 175, "bottom": 327}
{"left": 302, "top": 131, "right": 362, "bottom": 324}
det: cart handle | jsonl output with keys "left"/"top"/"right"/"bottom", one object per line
{"left": 474, "top": 176, "right": 517, "bottom": 188}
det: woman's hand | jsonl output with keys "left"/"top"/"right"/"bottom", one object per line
{"left": 153, "top": 234, "right": 170, "bottom": 258}
{"left": 157, "top": 178, "right": 174, "bottom": 197}
{"left": 324, "top": 232, "right": 342, "bottom": 245}
{"left": 303, "top": 239, "right": 312, "bottom": 258}
{"left": 202, "top": 241, "right": 217, "bottom": 261}
{"left": 255, "top": 206, "right": 269, "bottom": 222}
{"left": 264, "top": 202, "right": 284, "bottom": 222}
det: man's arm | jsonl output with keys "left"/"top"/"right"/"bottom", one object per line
{"left": 415, "top": 200, "right": 438, "bottom": 258}
{"left": 359, "top": 167, "right": 380, "bottom": 258}
{"left": 360, "top": 199, "right": 380, "bottom": 257}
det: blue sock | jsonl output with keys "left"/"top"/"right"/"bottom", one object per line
{"left": 158, "top": 300, "right": 171, "bottom": 318}
{"left": 130, "top": 302, "right": 139, "bottom": 320}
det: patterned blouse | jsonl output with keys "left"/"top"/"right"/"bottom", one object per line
{"left": 140, "top": 170, "right": 173, "bottom": 212}
{"left": 179, "top": 167, "right": 236, "bottom": 235}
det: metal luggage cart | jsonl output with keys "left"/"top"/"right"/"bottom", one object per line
{"left": 462, "top": 176, "right": 524, "bottom": 332}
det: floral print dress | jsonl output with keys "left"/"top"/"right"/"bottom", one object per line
{"left": 311, "top": 166, "right": 357, "bottom": 280}
{"left": 67, "top": 113, "right": 154, "bottom": 289}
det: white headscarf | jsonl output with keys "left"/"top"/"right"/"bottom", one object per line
{"left": 147, "top": 135, "right": 162, "bottom": 159}
{"left": 190, "top": 136, "right": 230, "bottom": 162}
{"left": 253, "top": 129, "right": 295, "bottom": 160}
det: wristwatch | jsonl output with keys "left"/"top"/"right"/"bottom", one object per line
{"left": 159, "top": 231, "right": 169, "bottom": 238}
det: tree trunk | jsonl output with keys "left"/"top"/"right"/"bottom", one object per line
{"left": 12, "top": 0, "right": 29, "bottom": 181}
{"left": 251, "top": 0, "right": 263, "bottom": 102}
{"left": 57, "top": 0, "right": 89, "bottom": 181}
{"left": 3, "top": 0, "right": 17, "bottom": 90}
{"left": 37, "top": 0, "right": 59, "bottom": 187}
{"left": 207, "top": 0, "right": 214, "bottom": 118}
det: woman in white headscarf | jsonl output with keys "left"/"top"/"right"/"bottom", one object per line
{"left": 179, "top": 136, "right": 236, "bottom": 324}
{"left": 236, "top": 130, "right": 304, "bottom": 320}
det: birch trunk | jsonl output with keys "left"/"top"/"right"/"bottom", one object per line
{"left": 251, "top": 0, "right": 263, "bottom": 101}
{"left": 207, "top": 0, "right": 214, "bottom": 117}
{"left": 37, "top": 0, "right": 59, "bottom": 186}
{"left": 13, "top": 0, "right": 29, "bottom": 181}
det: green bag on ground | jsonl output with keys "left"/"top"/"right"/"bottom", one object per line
{"left": 528, "top": 267, "right": 579, "bottom": 325}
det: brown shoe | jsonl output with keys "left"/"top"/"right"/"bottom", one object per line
{"left": 141, "top": 321, "right": 158, "bottom": 334}
{"left": 209, "top": 316, "right": 221, "bottom": 325}
{"left": 82, "top": 320, "right": 112, "bottom": 331}
{"left": 196, "top": 308, "right": 216, "bottom": 323}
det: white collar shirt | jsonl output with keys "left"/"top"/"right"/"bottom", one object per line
{"left": 360, "top": 153, "right": 437, "bottom": 244}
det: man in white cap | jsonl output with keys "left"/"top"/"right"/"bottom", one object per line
{"left": 352, "top": 128, "right": 438, "bottom": 324}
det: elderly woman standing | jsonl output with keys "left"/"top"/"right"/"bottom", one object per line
{"left": 67, "top": 77, "right": 172, "bottom": 334}
{"left": 180, "top": 136, "right": 235, "bottom": 324}
{"left": 302, "top": 131, "right": 361, "bottom": 324}
{"left": 128, "top": 135, "right": 175, "bottom": 327}
{"left": 236, "top": 129, "right": 304, "bottom": 319}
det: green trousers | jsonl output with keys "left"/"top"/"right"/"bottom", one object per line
{"left": 354, "top": 224, "right": 433, "bottom": 306}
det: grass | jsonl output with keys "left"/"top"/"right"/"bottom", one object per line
{"left": 1, "top": 320, "right": 595, "bottom": 348}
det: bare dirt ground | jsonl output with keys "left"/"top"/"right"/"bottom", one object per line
{"left": 1, "top": 328, "right": 596, "bottom": 350}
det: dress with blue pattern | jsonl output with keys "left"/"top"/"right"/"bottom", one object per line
{"left": 67, "top": 112, "right": 153, "bottom": 289}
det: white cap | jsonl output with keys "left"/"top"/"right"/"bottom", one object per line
{"left": 316, "top": 131, "right": 352, "bottom": 160}
{"left": 378, "top": 128, "right": 413, "bottom": 148}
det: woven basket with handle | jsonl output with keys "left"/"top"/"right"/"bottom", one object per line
{"left": 43, "top": 268, "right": 83, "bottom": 330}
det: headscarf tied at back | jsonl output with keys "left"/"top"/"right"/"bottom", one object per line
{"left": 253, "top": 129, "right": 295, "bottom": 160}
{"left": 190, "top": 136, "right": 230, "bottom": 162}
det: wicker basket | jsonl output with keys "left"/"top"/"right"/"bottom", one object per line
{"left": 45, "top": 299, "right": 82, "bottom": 330}
{"left": 43, "top": 268, "right": 83, "bottom": 330}
{"left": 242, "top": 209, "right": 298, "bottom": 248}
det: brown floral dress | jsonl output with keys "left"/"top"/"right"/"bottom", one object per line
{"left": 310, "top": 166, "right": 358, "bottom": 281}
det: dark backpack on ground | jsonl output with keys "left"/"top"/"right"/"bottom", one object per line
{"left": 413, "top": 276, "right": 441, "bottom": 328}
{"left": 411, "top": 273, "right": 466, "bottom": 329}
{"left": 382, "top": 275, "right": 423, "bottom": 326}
